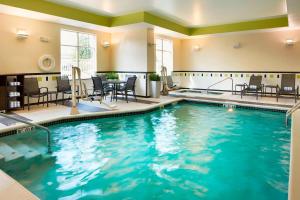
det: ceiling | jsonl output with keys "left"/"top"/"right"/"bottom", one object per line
{"left": 47, "top": 0, "right": 287, "bottom": 27}
{"left": 0, "top": 0, "right": 299, "bottom": 37}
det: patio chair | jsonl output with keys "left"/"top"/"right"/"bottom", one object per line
{"left": 117, "top": 76, "right": 137, "bottom": 103}
{"left": 276, "top": 74, "right": 299, "bottom": 103}
{"left": 241, "top": 75, "right": 263, "bottom": 100}
{"left": 56, "top": 76, "right": 72, "bottom": 105}
{"left": 92, "top": 76, "right": 113, "bottom": 101}
{"left": 98, "top": 75, "right": 107, "bottom": 81}
{"left": 24, "top": 78, "right": 48, "bottom": 110}
{"left": 125, "top": 75, "right": 135, "bottom": 81}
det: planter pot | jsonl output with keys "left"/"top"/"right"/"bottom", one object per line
{"left": 150, "top": 81, "right": 161, "bottom": 98}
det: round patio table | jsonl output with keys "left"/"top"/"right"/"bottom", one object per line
{"left": 103, "top": 80, "right": 127, "bottom": 101}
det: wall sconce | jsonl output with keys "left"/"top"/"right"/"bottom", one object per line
{"left": 285, "top": 39, "right": 295, "bottom": 47}
{"left": 233, "top": 42, "right": 242, "bottom": 49}
{"left": 102, "top": 41, "right": 110, "bottom": 48}
{"left": 193, "top": 45, "right": 201, "bottom": 51}
{"left": 16, "top": 29, "right": 29, "bottom": 39}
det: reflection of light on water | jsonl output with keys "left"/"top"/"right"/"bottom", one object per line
{"left": 151, "top": 163, "right": 179, "bottom": 178}
{"left": 54, "top": 123, "right": 108, "bottom": 190}
{"left": 228, "top": 108, "right": 234, "bottom": 112}
{"left": 153, "top": 112, "right": 179, "bottom": 155}
{"left": 223, "top": 104, "right": 235, "bottom": 112}
{"left": 150, "top": 109, "right": 212, "bottom": 197}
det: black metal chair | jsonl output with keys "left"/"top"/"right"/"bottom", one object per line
{"left": 125, "top": 75, "right": 134, "bottom": 81}
{"left": 276, "top": 74, "right": 299, "bottom": 103}
{"left": 92, "top": 76, "right": 113, "bottom": 101}
{"left": 24, "top": 78, "right": 48, "bottom": 110}
{"left": 241, "top": 75, "right": 263, "bottom": 100}
{"left": 99, "top": 75, "right": 107, "bottom": 81}
{"left": 117, "top": 76, "right": 137, "bottom": 103}
{"left": 56, "top": 76, "right": 72, "bottom": 105}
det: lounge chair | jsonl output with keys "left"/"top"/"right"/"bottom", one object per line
{"left": 117, "top": 76, "right": 137, "bottom": 103}
{"left": 276, "top": 74, "right": 299, "bottom": 103}
{"left": 56, "top": 76, "right": 72, "bottom": 105}
{"left": 167, "top": 76, "right": 178, "bottom": 90}
{"left": 241, "top": 75, "right": 263, "bottom": 100}
{"left": 24, "top": 78, "right": 48, "bottom": 110}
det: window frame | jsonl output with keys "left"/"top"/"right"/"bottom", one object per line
{"left": 155, "top": 38, "right": 173, "bottom": 75}
{"left": 60, "top": 29, "right": 97, "bottom": 79}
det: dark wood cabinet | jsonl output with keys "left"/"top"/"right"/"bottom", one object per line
{"left": 0, "top": 75, "right": 24, "bottom": 112}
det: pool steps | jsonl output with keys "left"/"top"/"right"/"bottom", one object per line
{"left": 0, "top": 139, "right": 51, "bottom": 172}
{"left": 0, "top": 143, "right": 24, "bottom": 162}
{"left": 10, "top": 142, "right": 42, "bottom": 161}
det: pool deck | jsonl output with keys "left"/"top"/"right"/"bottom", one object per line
{"left": 0, "top": 170, "right": 38, "bottom": 200}
{"left": 170, "top": 90, "right": 296, "bottom": 109}
{"left": 0, "top": 92, "right": 297, "bottom": 135}
{"left": 0, "top": 96, "right": 180, "bottom": 134}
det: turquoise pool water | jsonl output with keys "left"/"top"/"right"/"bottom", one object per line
{"left": 3, "top": 102, "right": 290, "bottom": 200}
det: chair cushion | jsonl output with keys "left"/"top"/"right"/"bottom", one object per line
{"left": 283, "top": 87, "right": 293, "bottom": 91}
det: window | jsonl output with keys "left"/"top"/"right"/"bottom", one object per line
{"left": 155, "top": 38, "right": 173, "bottom": 75}
{"left": 60, "top": 30, "right": 97, "bottom": 79}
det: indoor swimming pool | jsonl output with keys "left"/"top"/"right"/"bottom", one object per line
{"left": 0, "top": 102, "right": 290, "bottom": 200}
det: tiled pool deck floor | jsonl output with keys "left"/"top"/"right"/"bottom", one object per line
{"left": 0, "top": 92, "right": 297, "bottom": 134}
{"left": 170, "top": 90, "right": 296, "bottom": 108}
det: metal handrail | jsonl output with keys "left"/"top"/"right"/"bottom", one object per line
{"left": 206, "top": 77, "right": 234, "bottom": 94}
{"left": 0, "top": 113, "right": 51, "bottom": 153}
{"left": 286, "top": 101, "right": 300, "bottom": 126}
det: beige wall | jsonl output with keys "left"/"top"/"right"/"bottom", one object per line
{"left": 177, "top": 29, "right": 300, "bottom": 72}
{"left": 111, "top": 28, "right": 155, "bottom": 72}
{"left": 0, "top": 13, "right": 111, "bottom": 74}
{"left": 1, "top": 12, "right": 300, "bottom": 75}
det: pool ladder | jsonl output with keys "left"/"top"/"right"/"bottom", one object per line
{"left": 206, "top": 77, "right": 234, "bottom": 94}
{"left": 0, "top": 113, "right": 51, "bottom": 153}
{"left": 285, "top": 101, "right": 300, "bottom": 126}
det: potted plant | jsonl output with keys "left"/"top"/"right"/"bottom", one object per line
{"left": 106, "top": 72, "right": 119, "bottom": 80}
{"left": 149, "top": 73, "right": 161, "bottom": 98}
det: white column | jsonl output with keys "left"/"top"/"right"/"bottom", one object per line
{"left": 289, "top": 110, "right": 300, "bottom": 200}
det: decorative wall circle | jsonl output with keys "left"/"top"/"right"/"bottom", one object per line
{"left": 38, "top": 55, "right": 55, "bottom": 72}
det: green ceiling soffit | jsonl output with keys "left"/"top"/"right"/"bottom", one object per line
{"left": 190, "top": 15, "right": 289, "bottom": 35}
{"left": 110, "top": 12, "right": 144, "bottom": 27}
{"left": 0, "top": 0, "right": 111, "bottom": 26}
{"left": 0, "top": 0, "right": 289, "bottom": 36}
{"left": 143, "top": 12, "right": 190, "bottom": 35}
{"left": 110, "top": 12, "right": 189, "bottom": 35}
